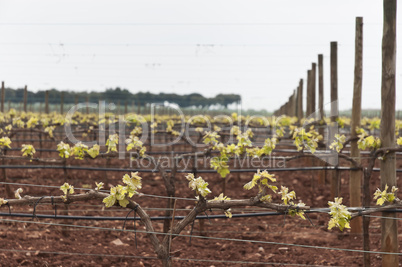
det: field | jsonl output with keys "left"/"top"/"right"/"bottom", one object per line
{"left": 0, "top": 111, "right": 401, "bottom": 266}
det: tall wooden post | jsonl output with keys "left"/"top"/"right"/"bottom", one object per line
{"left": 311, "top": 63, "right": 317, "bottom": 114}
{"left": 23, "top": 86, "right": 28, "bottom": 112}
{"left": 318, "top": 55, "right": 324, "bottom": 120}
{"left": 350, "top": 17, "right": 363, "bottom": 234}
{"left": 124, "top": 101, "right": 128, "bottom": 114}
{"left": 292, "top": 90, "right": 297, "bottom": 116}
{"left": 295, "top": 86, "right": 299, "bottom": 118}
{"left": 380, "top": 1, "right": 398, "bottom": 265}
{"left": 306, "top": 70, "right": 312, "bottom": 116}
{"left": 45, "top": 90, "right": 49, "bottom": 114}
{"left": 297, "top": 79, "right": 303, "bottom": 121}
{"left": 288, "top": 95, "right": 293, "bottom": 116}
{"left": 316, "top": 55, "right": 326, "bottom": 184}
{"left": 0, "top": 82, "right": 4, "bottom": 113}
{"left": 330, "top": 41, "right": 340, "bottom": 198}
{"left": 60, "top": 92, "right": 64, "bottom": 114}
{"left": 330, "top": 42, "right": 339, "bottom": 118}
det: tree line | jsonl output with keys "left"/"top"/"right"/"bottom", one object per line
{"left": 3, "top": 87, "right": 241, "bottom": 108}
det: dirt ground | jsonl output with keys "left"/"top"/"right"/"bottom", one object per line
{"left": 1, "top": 140, "right": 402, "bottom": 266}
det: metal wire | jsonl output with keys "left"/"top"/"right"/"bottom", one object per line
{"left": 1, "top": 218, "right": 401, "bottom": 256}
{"left": 0, "top": 164, "right": 370, "bottom": 172}
{"left": 173, "top": 257, "right": 334, "bottom": 266}
{"left": 0, "top": 247, "right": 157, "bottom": 260}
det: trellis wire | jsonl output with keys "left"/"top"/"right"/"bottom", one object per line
{"left": 2, "top": 208, "right": 401, "bottom": 221}
{"left": 0, "top": 181, "right": 198, "bottom": 201}
{"left": 0, "top": 217, "right": 401, "bottom": 256}
{"left": 0, "top": 164, "right": 386, "bottom": 172}
{"left": 0, "top": 247, "right": 334, "bottom": 266}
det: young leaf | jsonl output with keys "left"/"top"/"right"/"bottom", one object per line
{"left": 0, "top": 137, "right": 12, "bottom": 149}
{"left": 87, "top": 144, "right": 100, "bottom": 158}
{"left": 15, "top": 188, "right": 23, "bottom": 199}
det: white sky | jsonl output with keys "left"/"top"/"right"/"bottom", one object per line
{"left": 0, "top": 0, "right": 401, "bottom": 111}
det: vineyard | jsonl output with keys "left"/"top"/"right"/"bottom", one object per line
{"left": 1, "top": 1, "right": 402, "bottom": 267}
{"left": 0, "top": 107, "right": 401, "bottom": 266}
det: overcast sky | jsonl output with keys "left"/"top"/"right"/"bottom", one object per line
{"left": 0, "top": 0, "right": 401, "bottom": 112}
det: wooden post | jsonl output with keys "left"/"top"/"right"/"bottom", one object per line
{"left": 318, "top": 55, "right": 324, "bottom": 120}
{"left": 380, "top": 1, "right": 398, "bottom": 265}
{"left": 0, "top": 81, "right": 4, "bottom": 113}
{"left": 350, "top": 17, "right": 363, "bottom": 234}
{"left": 330, "top": 42, "right": 339, "bottom": 118}
{"left": 288, "top": 95, "right": 293, "bottom": 116}
{"left": 330, "top": 41, "right": 340, "bottom": 198}
{"left": 45, "top": 90, "right": 49, "bottom": 114}
{"left": 309, "top": 63, "right": 317, "bottom": 178}
{"left": 297, "top": 79, "right": 303, "bottom": 121}
{"left": 124, "top": 101, "right": 128, "bottom": 114}
{"left": 295, "top": 86, "right": 299, "bottom": 118}
{"left": 363, "top": 168, "right": 371, "bottom": 267}
{"left": 60, "top": 92, "right": 64, "bottom": 114}
{"left": 294, "top": 92, "right": 296, "bottom": 116}
{"left": 316, "top": 55, "right": 326, "bottom": 184}
{"left": 23, "top": 85, "right": 27, "bottom": 112}
{"left": 137, "top": 102, "right": 141, "bottom": 114}
{"left": 311, "top": 63, "right": 317, "bottom": 114}
{"left": 306, "top": 70, "right": 312, "bottom": 116}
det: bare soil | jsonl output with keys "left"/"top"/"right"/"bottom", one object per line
{"left": 1, "top": 141, "right": 402, "bottom": 266}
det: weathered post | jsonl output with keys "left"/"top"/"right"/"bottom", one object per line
{"left": 0, "top": 81, "right": 4, "bottom": 113}
{"left": 45, "top": 90, "right": 49, "bottom": 114}
{"left": 318, "top": 55, "right": 324, "bottom": 120}
{"left": 306, "top": 70, "right": 312, "bottom": 116}
{"left": 317, "top": 55, "right": 326, "bottom": 184}
{"left": 60, "top": 92, "right": 64, "bottom": 114}
{"left": 297, "top": 79, "right": 303, "bottom": 121}
{"left": 330, "top": 41, "right": 340, "bottom": 198}
{"left": 380, "top": 1, "right": 398, "bottom": 265}
{"left": 23, "top": 85, "right": 28, "bottom": 113}
{"left": 311, "top": 63, "right": 316, "bottom": 114}
{"left": 292, "top": 90, "right": 297, "bottom": 116}
{"left": 350, "top": 17, "right": 363, "bottom": 234}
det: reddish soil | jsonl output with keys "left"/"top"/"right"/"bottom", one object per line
{"left": 1, "top": 138, "right": 402, "bottom": 266}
